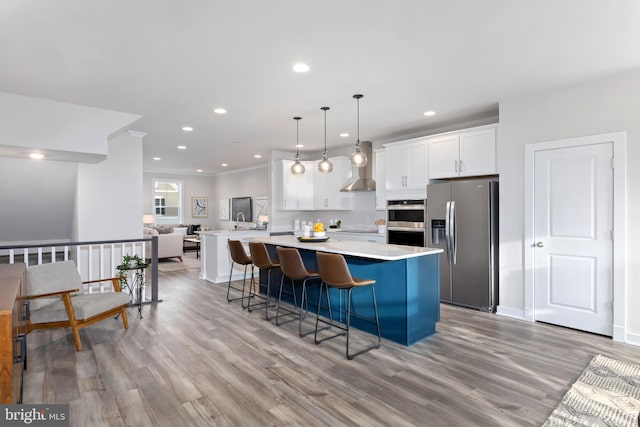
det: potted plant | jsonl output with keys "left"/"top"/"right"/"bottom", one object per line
{"left": 116, "top": 254, "right": 148, "bottom": 292}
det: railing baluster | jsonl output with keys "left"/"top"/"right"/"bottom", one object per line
{"left": 1, "top": 237, "right": 159, "bottom": 302}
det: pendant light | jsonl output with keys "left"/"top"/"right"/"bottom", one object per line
{"left": 349, "top": 94, "right": 367, "bottom": 167}
{"left": 290, "top": 116, "right": 305, "bottom": 175}
{"left": 317, "top": 106, "right": 334, "bottom": 173}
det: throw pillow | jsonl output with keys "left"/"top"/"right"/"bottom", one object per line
{"left": 156, "top": 226, "right": 174, "bottom": 234}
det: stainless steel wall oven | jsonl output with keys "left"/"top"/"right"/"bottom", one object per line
{"left": 387, "top": 199, "right": 426, "bottom": 247}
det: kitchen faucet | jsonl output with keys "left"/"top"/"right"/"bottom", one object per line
{"left": 235, "top": 211, "right": 245, "bottom": 230}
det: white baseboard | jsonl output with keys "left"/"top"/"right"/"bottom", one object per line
{"left": 496, "top": 305, "right": 526, "bottom": 320}
{"left": 624, "top": 330, "right": 640, "bottom": 347}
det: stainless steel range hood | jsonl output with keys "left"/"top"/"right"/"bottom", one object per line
{"left": 340, "top": 141, "right": 376, "bottom": 192}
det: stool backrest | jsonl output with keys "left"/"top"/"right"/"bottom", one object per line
{"left": 316, "top": 252, "right": 353, "bottom": 287}
{"left": 249, "top": 242, "right": 277, "bottom": 269}
{"left": 277, "top": 247, "right": 310, "bottom": 280}
{"left": 228, "top": 240, "right": 252, "bottom": 265}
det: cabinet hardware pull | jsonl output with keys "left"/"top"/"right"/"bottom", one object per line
{"left": 22, "top": 300, "right": 30, "bottom": 321}
{"left": 14, "top": 333, "right": 27, "bottom": 364}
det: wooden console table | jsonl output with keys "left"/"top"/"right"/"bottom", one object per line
{"left": 0, "top": 263, "right": 27, "bottom": 404}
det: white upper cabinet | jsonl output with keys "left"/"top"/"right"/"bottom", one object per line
{"left": 374, "top": 149, "right": 386, "bottom": 210}
{"left": 384, "top": 138, "right": 428, "bottom": 191}
{"left": 428, "top": 125, "right": 496, "bottom": 179}
{"left": 280, "top": 159, "right": 314, "bottom": 210}
{"left": 313, "top": 156, "right": 353, "bottom": 210}
{"left": 459, "top": 127, "right": 496, "bottom": 176}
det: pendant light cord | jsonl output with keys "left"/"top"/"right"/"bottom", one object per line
{"left": 357, "top": 97, "right": 360, "bottom": 144}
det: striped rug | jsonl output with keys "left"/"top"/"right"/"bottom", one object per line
{"left": 543, "top": 354, "right": 640, "bottom": 426}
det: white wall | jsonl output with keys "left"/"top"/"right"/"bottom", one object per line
{"left": 0, "top": 157, "right": 77, "bottom": 244}
{"left": 497, "top": 69, "right": 640, "bottom": 336}
{"left": 74, "top": 132, "right": 144, "bottom": 241}
{"left": 0, "top": 91, "right": 140, "bottom": 162}
{"left": 211, "top": 166, "right": 268, "bottom": 229}
{"left": 142, "top": 171, "right": 220, "bottom": 229}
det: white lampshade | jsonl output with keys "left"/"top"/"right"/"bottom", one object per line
{"left": 142, "top": 214, "right": 155, "bottom": 224}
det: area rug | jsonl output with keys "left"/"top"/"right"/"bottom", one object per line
{"left": 543, "top": 354, "right": 640, "bottom": 426}
{"left": 156, "top": 255, "right": 200, "bottom": 272}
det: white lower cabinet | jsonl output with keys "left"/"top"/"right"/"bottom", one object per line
{"left": 326, "top": 231, "right": 386, "bottom": 243}
{"left": 200, "top": 231, "right": 270, "bottom": 284}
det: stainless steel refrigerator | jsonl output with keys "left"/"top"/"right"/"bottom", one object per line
{"left": 426, "top": 179, "right": 498, "bottom": 312}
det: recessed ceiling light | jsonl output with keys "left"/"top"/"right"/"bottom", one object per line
{"left": 214, "top": 108, "right": 227, "bottom": 114}
{"left": 254, "top": 154, "right": 262, "bottom": 159}
{"left": 292, "top": 63, "right": 310, "bottom": 73}
{"left": 221, "top": 163, "right": 228, "bottom": 167}
{"left": 340, "top": 133, "right": 350, "bottom": 138}
{"left": 424, "top": 111, "right": 436, "bottom": 116}
{"left": 30, "top": 153, "right": 44, "bottom": 160}
{"left": 153, "top": 157, "right": 161, "bottom": 161}
{"left": 296, "top": 144, "right": 304, "bottom": 148}
{"left": 177, "top": 145, "right": 187, "bottom": 150}
{"left": 181, "top": 126, "right": 194, "bottom": 132}
{"left": 196, "top": 169, "right": 203, "bottom": 173}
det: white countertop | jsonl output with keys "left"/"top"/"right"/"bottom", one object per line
{"left": 199, "top": 229, "right": 270, "bottom": 236}
{"left": 244, "top": 235, "right": 442, "bottom": 261}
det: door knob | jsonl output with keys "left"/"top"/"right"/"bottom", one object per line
{"left": 535, "top": 241, "right": 544, "bottom": 248}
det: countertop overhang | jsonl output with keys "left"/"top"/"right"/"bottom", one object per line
{"left": 244, "top": 235, "right": 442, "bottom": 261}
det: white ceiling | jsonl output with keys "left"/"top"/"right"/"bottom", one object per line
{"left": 1, "top": 1, "right": 639, "bottom": 175}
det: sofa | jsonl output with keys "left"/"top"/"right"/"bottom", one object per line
{"left": 143, "top": 227, "right": 184, "bottom": 261}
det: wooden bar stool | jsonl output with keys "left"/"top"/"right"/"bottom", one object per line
{"left": 227, "top": 239, "right": 252, "bottom": 307}
{"left": 276, "top": 247, "right": 322, "bottom": 336}
{"left": 248, "top": 242, "right": 280, "bottom": 319}
{"left": 315, "top": 252, "right": 381, "bottom": 360}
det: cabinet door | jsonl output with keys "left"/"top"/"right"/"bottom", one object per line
{"left": 384, "top": 145, "right": 406, "bottom": 190}
{"left": 281, "top": 160, "right": 298, "bottom": 210}
{"left": 459, "top": 127, "right": 496, "bottom": 176}
{"left": 428, "top": 134, "right": 460, "bottom": 179}
{"left": 405, "top": 140, "right": 428, "bottom": 189}
{"left": 313, "top": 157, "right": 352, "bottom": 210}
{"left": 297, "top": 161, "right": 314, "bottom": 210}
{"left": 374, "top": 149, "right": 386, "bottom": 210}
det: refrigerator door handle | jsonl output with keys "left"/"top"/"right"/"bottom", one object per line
{"left": 445, "top": 201, "right": 452, "bottom": 264}
{"left": 450, "top": 200, "right": 457, "bottom": 264}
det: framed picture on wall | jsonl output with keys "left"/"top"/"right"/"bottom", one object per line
{"left": 192, "top": 197, "right": 208, "bottom": 218}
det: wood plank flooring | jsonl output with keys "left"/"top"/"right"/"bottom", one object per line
{"left": 23, "top": 265, "right": 640, "bottom": 426}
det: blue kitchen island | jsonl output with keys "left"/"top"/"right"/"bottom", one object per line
{"left": 246, "top": 235, "right": 443, "bottom": 346}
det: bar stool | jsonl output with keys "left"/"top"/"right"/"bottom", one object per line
{"left": 227, "top": 240, "right": 252, "bottom": 307}
{"left": 276, "top": 247, "right": 322, "bottom": 337}
{"left": 248, "top": 242, "right": 280, "bottom": 319}
{"left": 315, "top": 252, "right": 381, "bottom": 360}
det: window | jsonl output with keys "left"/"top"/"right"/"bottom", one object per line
{"left": 152, "top": 179, "right": 183, "bottom": 224}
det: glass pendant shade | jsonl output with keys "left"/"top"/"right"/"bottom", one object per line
{"left": 317, "top": 106, "right": 333, "bottom": 173}
{"left": 291, "top": 157, "right": 305, "bottom": 174}
{"left": 350, "top": 94, "right": 367, "bottom": 167}
{"left": 291, "top": 116, "right": 305, "bottom": 175}
{"left": 318, "top": 152, "right": 333, "bottom": 173}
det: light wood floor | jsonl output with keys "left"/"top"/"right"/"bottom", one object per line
{"left": 23, "top": 265, "right": 640, "bottom": 426}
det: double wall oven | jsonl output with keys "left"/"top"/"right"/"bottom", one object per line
{"left": 387, "top": 199, "right": 426, "bottom": 247}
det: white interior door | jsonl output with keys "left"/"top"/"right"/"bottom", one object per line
{"left": 533, "top": 142, "right": 613, "bottom": 335}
